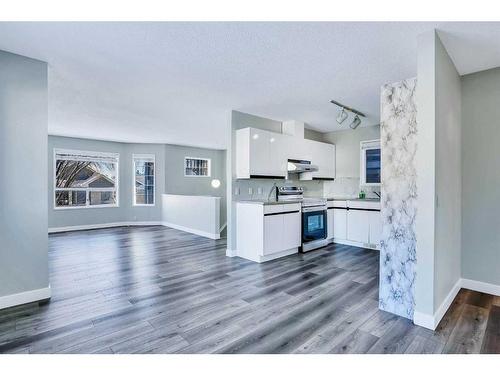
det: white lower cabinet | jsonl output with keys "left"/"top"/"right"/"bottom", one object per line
{"left": 237, "top": 202, "right": 301, "bottom": 262}
{"left": 347, "top": 209, "right": 370, "bottom": 244}
{"left": 282, "top": 212, "right": 302, "bottom": 251}
{"left": 263, "top": 214, "right": 284, "bottom": 255}
{"left": 327, "top": 200, "right": 381, "bottom": 249}
{"left": 333, "top": 208, "right": 347, "bottom": 240}
{"left": 327, "top": 209, "right": 334, "bottom": 240}
{"left": 263, "top": 211, "right": 301, "bottom": 256}
{"left": 368, "top": 211, "right": 382, "bottom": 247}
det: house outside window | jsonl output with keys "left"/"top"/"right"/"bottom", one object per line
{"left": 184, "top": 157, "right": 211, "bottom": 177}
{"left": 54, "top": 149, "right": 119, "bottom": 209}
{"left": 133, "top": 154, "right": 155, "bottom": 206}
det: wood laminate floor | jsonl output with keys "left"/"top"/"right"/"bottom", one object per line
{"left": 0, "top": 226, "right": 498, "bottom": 354}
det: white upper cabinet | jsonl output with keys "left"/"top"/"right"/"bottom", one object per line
{"left": 236, "top": 127, "right": 335, "bottom": 180}
{"left": 236, "top": 128, "right": 287, "bottom": 178}
{"left": 311, "top": 141, "right": 336, "bottom": 180}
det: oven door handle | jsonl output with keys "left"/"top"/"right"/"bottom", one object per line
{"left": 302, "top": 207, "right": 327, "bottom": 213}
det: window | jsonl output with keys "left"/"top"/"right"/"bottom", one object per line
{"left": 133, "top": 154, "right": 155, "bottom": 206}
{"left": 54, "top": 149, "right": 119, "bottom": 209}
{"left": 184, "top": 157, "right": 211, "bottom": 177}
{"left": 360, "top": 140, "right": 381, "bottom": 186}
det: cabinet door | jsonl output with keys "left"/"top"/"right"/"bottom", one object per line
{"left": 312, "top": 142, "right": 335, "bottom": 179}
{"left": 327, "top": 209, "right": 334, "bottom": 240}
{"left": 368, "top": 211, "right": 382, "bottom": 247}
{"left": 249, "top": 128, "right": 270, "bottom": 176}
{"left": 249, "top": 128, "right": 286, "bottom": 177}
{"left": 333, "top": 208, "right": 347, "bottom": 240}
{"left": 347, "top": 210, "right": 369, "bottom": 244}
{"left": 268, "top": 134, "right": 286, "bottom": 177}
{"left": 263, "top": 214, "right": 284, "bottom": 255}
{"left": 282, "top": 212, "right": 302, "bottom": 250}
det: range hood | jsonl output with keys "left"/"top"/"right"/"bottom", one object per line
{"left": 287, "top": 159, "right": 318, "bottom": 174}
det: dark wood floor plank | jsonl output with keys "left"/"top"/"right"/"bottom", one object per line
{"left": 0, "top": 226, "right": 498, "bottom": 354}
{"left": 329, "top": 329, "right": 379, "bottom": 354}
{"left": 442, "top": 304, "right": 489, "bottom": 354}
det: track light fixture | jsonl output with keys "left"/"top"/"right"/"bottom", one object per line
{"left": 330, "top": 100, "right": 366, "bottom": 129}
{"left": 349, "top": 115, "right": 361, "bottom": 129}
{"left": 336, "top": 108, "right": 348, "bottom": 124}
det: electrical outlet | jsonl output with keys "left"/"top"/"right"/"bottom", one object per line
{"left": 248, "top": 187, "right": 253, "bottom": 195}
{"left": 234, "top": 187, "right": 240, "bottom": 195}
{"left": 257, "top": 187, "right": 263, "bottom": 195}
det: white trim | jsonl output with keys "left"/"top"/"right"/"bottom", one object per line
{"left": 161, "top": 221, "right": 220, "bottom": 240}
{"left": 237, "top": 248, "right": 298, "bottom": 263}
{"left": 332, "top": 238, "right": 380, "bottom": 251}
{"left": 53, "top": 148, "right": 120, "bottom": 210}
{"left": 413, "top": 278, "right": 500, "bottom": 331}
{"left": 360, "top": 139, "right": 381, "bottom": 187}
{"left": 414, "top": 278, "right": 461, "bottom": 330}
{"left": 49, "top": 221, "right": 163, "bottom": 233}
{"left": 0, "top": 287, "right": 51, "bottom": 310}
{"left": 461, "top": 278, "right": 500, "bottom": 296}
{"left": 226, "top": 248, "right": 238, "bottom": 257}
{"left": 133, "top": 153, "right": 156, "bottom": 207}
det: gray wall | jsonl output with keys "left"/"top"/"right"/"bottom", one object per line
{"left": 322, "top": 125, "right": 381, "bottom": 199}
{"left": 48, "top": 136, "right": 226, "bottom": 230}
{"left": 415, "top": 30, "right": 437, "bottom": 316}
{"left": 461, "top": 67, "right": 500, "bottom": 286}
{"left": 434, "top": 34, "right": 462, "bottom": 308}
{"left": 164, "top": 144, "right": 227, "bottom": 227}
{"left": 0, "top": 51, "right": 49, "bottom": 299}
{"left": 322, "top": 126, "right": 380, "bottom": 179}
{"left": 48, "top": 136, "right": 166, "bottom": 228}
{"left": 415, "top": 30, "right": 463, "bottom": 318}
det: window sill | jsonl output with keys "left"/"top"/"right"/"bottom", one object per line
{"left": 133, "top": 204, "right": 155, "bottom": 207}
{"left": 54, "top": 204, "right": 120, "bottom": 210}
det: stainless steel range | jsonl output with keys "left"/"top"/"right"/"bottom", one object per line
{"left": 277, "top": 186, "right": 329, "bottom": 252}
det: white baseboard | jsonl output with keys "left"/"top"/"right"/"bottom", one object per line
{"left": 0, "top": 286, "right": 51, "bottom": 310}
{"left": 332, "top": 238, "right": 380, "bottom": 251}
{"left": 461, "top": 278, "right": 500, "bottom": 296}
{"left": 49, "top": 221, "right": 163, "bottom": 233}
{"left": 414, "top": 277, "right": 500, "bottom": 330}
{"left": 414, "top": 278, "right": 462, "bottom": 330}
{"left": 161, "top": 221, "right": 220, "bottom": 240}
{"left": 238, "top": 247, "right": 298, "bottom": 263}
{"left": 226, "top": 248, "right": 238, "bottom": 257}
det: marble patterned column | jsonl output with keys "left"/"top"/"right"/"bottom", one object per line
{"left": 379, "top": 77, "right": 418, "bottom": 320}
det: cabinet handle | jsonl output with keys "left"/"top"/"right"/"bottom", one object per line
{"left": 264, "top": 210, "right": 300, "bottom": 216}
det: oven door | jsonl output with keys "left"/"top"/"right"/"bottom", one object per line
{"left": 302, "top": 208, "right": 327, "bottom": 243}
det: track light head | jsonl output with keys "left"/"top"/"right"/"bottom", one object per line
{"left": 336, "top": 108, "right": 348, "bottom": 124}
{"left": 349, "top": 114, "right": 362, "bottom": 129}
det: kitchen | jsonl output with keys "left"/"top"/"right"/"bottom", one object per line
{"left": 232, "top": 114, "right": 381, "bottom": 263}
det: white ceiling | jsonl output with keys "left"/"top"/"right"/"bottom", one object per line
{"left": 1, "top": 22, "right": 500, "bottom": 149}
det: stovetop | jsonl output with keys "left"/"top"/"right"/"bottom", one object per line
{"left": 301, "top": 197, "right": 327, "bottom": 207}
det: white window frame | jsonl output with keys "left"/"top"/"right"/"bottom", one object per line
{"left": 360, "top": 139, "right": 381, "bottom": 187}
{"left": 53, "top": 149, "right": 120, "bottom": 210}
{"left": 133, "top": 154, "right": 156, "bottom": 206}
{"left": 184, "top": 156, "right": 211, "bottom": 177}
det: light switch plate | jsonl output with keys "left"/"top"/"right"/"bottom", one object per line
{"left": 234, "top": 187, "right": 240, "bottom": 195}
{"left": 257, "top": 187, "right": 263, "bottom": 195}
{"left": 248, "top": 187, "right": 253, "bottom": 195}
